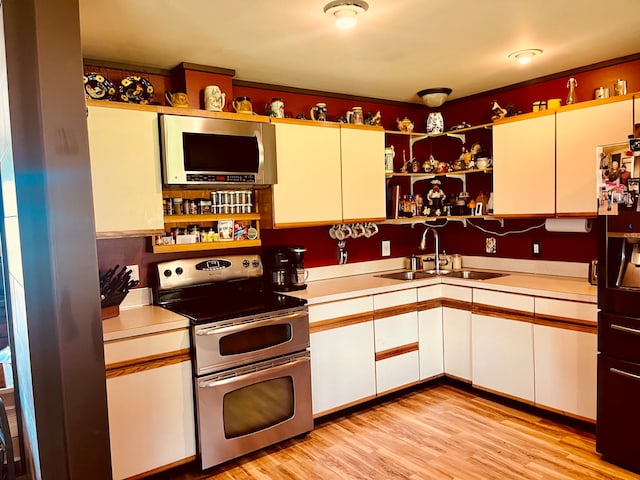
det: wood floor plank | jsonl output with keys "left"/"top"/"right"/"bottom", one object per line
{"left": 147, "top": 384, "right": 640, "bottom": 480}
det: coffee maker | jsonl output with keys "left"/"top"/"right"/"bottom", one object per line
{"left": 262, "top": 246, "right": 308, "bottom": 291}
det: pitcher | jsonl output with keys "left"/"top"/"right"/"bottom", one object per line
{"left": 204, "top": 85, "right": 226, "bottom": 112}
{"left": 266, "top": 97, "right": 285, "bottom": 118}
{"left": 346, "top": 106, "right": 364, "bottom": 125}
{"left": 310, "top": 103, "right": 327, "bottom": 121}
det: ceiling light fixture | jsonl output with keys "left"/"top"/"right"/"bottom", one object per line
{"left": 324, "top": 0, "right": 369, "bottom": 29}
{"left": 417, "top": 88, "right": 452, "bottom": 107}
{"left": 508, "top": 49, "right": 543, "bottom": 65}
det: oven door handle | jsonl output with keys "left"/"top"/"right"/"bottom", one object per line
{"left": 198, "top": 357, "right": 309, "bottom": 388}
{"left": 195, "top": 310, "right": 307, "bottom": 336}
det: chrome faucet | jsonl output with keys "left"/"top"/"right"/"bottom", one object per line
{"left": 419, "top": 226, "right": 441, "bottom": 273}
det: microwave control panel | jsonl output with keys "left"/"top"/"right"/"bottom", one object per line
{"left": 186, "top": 173, "right": 257, "bottom": 183}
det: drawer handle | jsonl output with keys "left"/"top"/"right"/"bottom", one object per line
{"left": 611, "top": 324, "right": 640, "bottom": 335}
{"left": 611, "top": 367, "right": 640, "bottom": 382}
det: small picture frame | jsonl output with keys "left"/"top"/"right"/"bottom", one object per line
{"left": 628, "top": 178, "right": 640, "bottom": 194}
{"left": 474, "top": 202, "right": 484, "bottom": 216}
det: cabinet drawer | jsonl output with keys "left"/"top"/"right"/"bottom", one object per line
{"left": 417, "top": 284, "right": 442, "bottom": 302}
{"left": 373, "top": 289, "right": 417, "bottom": 310}
{"left": 376, "top": 351, "right": 420, "bottom": 394}
{"left": 535, "top": 297, "right": 597, "bottom": 323}
{"left": 599, "top": 312, "right": 640, "bottom": 363}
{"left": 374, "top": 313, "right": 418, "bottom": 352}
{"left": 308, "top": 296, "right": 372, "bottom": 323}
{"left": 442, "top": 284, "right": 472, "bottom": 302}
{"left": 104, "top": 329, "right": 190, "bottom": 366}
{"left": 473, "top": 289, "right": 534, "bottom": 314}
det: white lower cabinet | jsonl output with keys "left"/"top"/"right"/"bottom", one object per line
{"left": 417, "top": 284, "right": 444, "bottom": 380}
{"left": 442, "top": 285, "right": 472, "bottom": 381}
{"left": 533, "top": 297, "right": 598, "bottom": 420}
{"left": 106, "top": 361, "right": 196, "bottom": 480}
{"left": 373, "top": 289, "right": 419, "bottom": 395}
{"left": 309, "top": 297, "right": 376, "bottom": 416}
{"left": 472, "top": 289, "right": 535, "bottom": 402}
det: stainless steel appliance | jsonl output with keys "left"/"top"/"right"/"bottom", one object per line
{"left": 262, "top": 246, "right": 308, "bottom": 291}
{"left": 159, "top": 114, "right": 277, "bottom": 187}
{"left": 597, "top": 206, "right": 640, "bottom": 474}
{"left": 154, "top": 255, "right": 312, "bottom": 470}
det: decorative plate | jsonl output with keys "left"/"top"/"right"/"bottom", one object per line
{"left": 118, "top": 75, "right": 154, "bottom": 104}
{"left": 83, "top": 72, "right": 116, "bottom": 101}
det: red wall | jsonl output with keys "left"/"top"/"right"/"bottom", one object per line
{"left": 92, "top": 58, "right": 639, "bottom": 286}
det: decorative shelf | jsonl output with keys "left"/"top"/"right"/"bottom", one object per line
{"left": 163, "top": 213, "right": 260, "bottom": 224}
{"left": 386, "top": 168, "right": 493, "bottom": 179}
{"left": 385, "top": 122, "right": 493, "bottom": 144}
{"left": 382, "top": 215, "right": 504, "bottom": 228}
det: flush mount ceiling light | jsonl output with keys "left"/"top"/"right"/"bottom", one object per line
{"left": 324, "top": 0, "right": 369, "bottom": 29}
{"left": 508, "top": 48, "right": 543, "bottom": 65}
{"left": 417, "top": 88, "right": 452, "bottom": 107}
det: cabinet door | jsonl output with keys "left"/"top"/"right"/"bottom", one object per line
{"left": 534, "top": 324, "right": 596, "bottom": 420}
{"left": 442, "top": 307, "right": 471, "bottom": 381}
{"left": 340, "top": 126, "right": 386, "bottom": 222}
{"left": 441, "top": 285, "right": 472, "bottom": 381}
{"left": 417, "top": 284, "right": 443, "bottom": 380}
{"left": 309, "top": 297, "right": 375, "bottom": 416}
{"left": 556, "top": 99, "right": 633, "bottom": 215}
{"left": 107, "top": 361, "right": 196, "bottom": 480}
{"left": 472, "top": 314, "right": 534, "bottom": 402}
{"left": 87, "top": 106, "right": 164, "bottom": 235}
{"left": 272, "top": 122, "right": 342, "bottom": 226}
{"left": 492, "top": 114, "right": 556, "bottom": 215}
{"left": 374, "top": 290, "right": 419, "bottom": 394}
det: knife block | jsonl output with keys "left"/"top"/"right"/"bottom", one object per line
{"left": 101, "top": 304, "right": 120, "bottom": 320}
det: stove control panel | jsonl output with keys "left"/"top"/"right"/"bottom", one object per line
{"left": 157, "top": 255, "right": 262, "bottom": 290}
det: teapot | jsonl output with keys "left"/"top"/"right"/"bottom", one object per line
{"left": 232, "top": 96, "right": 253, "bottom": 114}
{"left": 396, "top": 117, "right": 414, "bottom": 133}
{"left": 165, "top": 91, "right": 189, "bottom": 108}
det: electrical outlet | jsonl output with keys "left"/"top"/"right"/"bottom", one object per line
{"left": 532, "top": 241, "right": 541, "bottom": 257}
{"left": 485, "top": 237, "right": 497, "bottom": 254}
{"left": 126, "top": 264, "right": 140, "bottom": 283}
{"left": 381, "top": 240, "right": 391, "bottom": 257}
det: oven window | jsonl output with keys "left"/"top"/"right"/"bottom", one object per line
{"left": 219, "top": 324, "right": 292, "bottom": 356}
{"left": 223, "top": 376, "right": 294, "bottom": 439}
{"left": 182, "top": 132, "right": 259, "bottom": 173}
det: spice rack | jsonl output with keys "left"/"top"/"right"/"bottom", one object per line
{"left": 152, "top": 189, "right": 262, "bottom": 253}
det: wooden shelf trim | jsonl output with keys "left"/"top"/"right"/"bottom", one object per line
{"left": 386, "top": 168, "right": 493, "bottom": 178}
{"left": 163, "top": 213, "right": 260, "bottom": 223}
{"left": 309, "top": 312, "right": 374, "bottom": 334}
{"left": 373, "top": 303, "right": 417, "bottom": 320}
{"left": 152, "top": 239, "right": 261, "bottom": 253}
{"left": 472, "top": 304, "right": 534, "bottom": 323}
{"left": 375, "top": 342, "right": 419, "bottom": 362}
{"left": 384, "top": 122, "right": 493, "bottom": 137}
{"left": 105, "top": 349, "right": 191, "bottom": 378}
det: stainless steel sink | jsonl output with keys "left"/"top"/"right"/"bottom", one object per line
{"left": 447, "top": 270, "right": 506, "bottom": 280}
{"left": 376, "top": 271, "right": 433, "bottom": 281}
{"left": 376, "top": 269, "right": 506, "bottom": 281}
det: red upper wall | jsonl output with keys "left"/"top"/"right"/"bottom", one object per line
{"left": 90, "top": 56, "right": 639, "bottom": 286}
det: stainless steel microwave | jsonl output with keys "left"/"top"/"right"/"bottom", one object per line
{"left": 159, "top": 114, "right": 277, "bottom": 187}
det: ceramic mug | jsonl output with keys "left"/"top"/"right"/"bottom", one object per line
{"left": 363, "top": 222, "right": 379, "bottom": 238}
{"left": 165, "top": 91, "right": 189, "bottom": 108}
{"left": 547, "top": 98, "right": 561, "bottom": 109}
{"left": 310, "top": 102, "right": 327, "bottom": 121}
{"left": 232, "top": 96, "right": 253, "bottom": 114}
{"left": 204, "top": 85, "right": 226, "bottom": 112}
{"left": 266, "top": 97, "right": 285, "bottom": 118}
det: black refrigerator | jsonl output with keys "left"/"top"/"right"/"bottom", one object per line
{"left": 597, "top": 165, "right": 640, "bottom": 473}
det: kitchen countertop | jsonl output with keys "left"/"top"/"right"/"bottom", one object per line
{"left": 102, "top": 305, "right": 189, "bottom": 342}
{"left": 282, "top": 268, "right": 598, "bottom": 305}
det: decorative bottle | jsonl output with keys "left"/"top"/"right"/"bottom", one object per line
{"left": 566, "top": 78, "right": 578, "bottom": 105}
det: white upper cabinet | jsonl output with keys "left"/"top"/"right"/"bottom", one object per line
{"left": 340, "top": 125, "right": 386, "bottom": 222}
{"left": 269, "top": 120, "right": 343, "bottom": 227}
{"left": 87, "top": 105, "right": 164, "bottom": 236}
{"left": 492, "top": 113, "right": 556, "bottom": 216}
{"left": 556, "top": 98, "right": 633, "bottom": 215}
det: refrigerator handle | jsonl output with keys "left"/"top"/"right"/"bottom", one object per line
{"left": 611, "top": 324, "right": 640, "bottom": 335}
{"left": 615, "top": 239, "right": 627, "bottom": 287}
{"left": 611, "top": 367, "right": 640, "bottom": 382}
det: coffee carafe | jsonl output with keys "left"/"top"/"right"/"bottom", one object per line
{"left": 262, "top": 246, "right": 308, "bottom": 291}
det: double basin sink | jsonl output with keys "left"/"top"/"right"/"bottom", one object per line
{"left": 376, "top": 269, "right": 506, "bottom": 281}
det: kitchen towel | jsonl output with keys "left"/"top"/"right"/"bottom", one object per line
{"left": 544, "top": 218, "right": 592, "bottom": 233}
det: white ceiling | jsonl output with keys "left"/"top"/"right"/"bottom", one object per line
{"left": 78, "top": 0, "right": 640, "bottom": 104}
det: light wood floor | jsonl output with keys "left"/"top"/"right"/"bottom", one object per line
{"left": 150, "top": 383, "right": 640, "bottom": 480}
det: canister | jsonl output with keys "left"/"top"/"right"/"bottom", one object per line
{"left": 614, "top": 79, "right": 627, "bottom": 96}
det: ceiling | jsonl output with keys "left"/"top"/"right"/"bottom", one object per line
{"left": 78, "top": 0, "right": 640, "bottom": 104}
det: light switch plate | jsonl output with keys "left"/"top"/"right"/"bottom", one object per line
{"left": 381, "top": 240, "right": 391, "bottom": 257}
{"left": 126, "top": 264, "right": 140, "bottom": 283}
{"left": 532, "top": 241, "right": 541, "bottom": 257}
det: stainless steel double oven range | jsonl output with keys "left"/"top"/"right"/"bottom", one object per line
{"left": 154, "top": 255, "right": 312, "bottom": 470}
